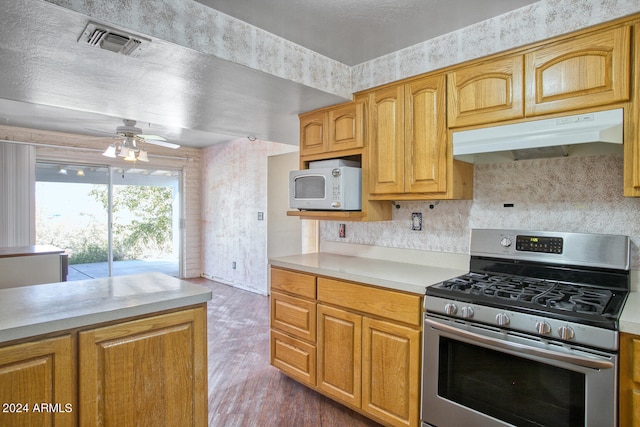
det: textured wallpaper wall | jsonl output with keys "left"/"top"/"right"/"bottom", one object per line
{"left": 352, "top": 0, "right": 640, "bottom": 92}
{"left": 201, "top": 139, "right": 296, "bottom": 294}
{"left": 321, "top": 155, "right": 640, "bottom": 269}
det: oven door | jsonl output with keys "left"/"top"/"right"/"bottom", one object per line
{"left": 421, "top": 314, "right": 617, "bottom": 427}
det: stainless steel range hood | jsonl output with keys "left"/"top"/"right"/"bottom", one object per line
{"left": 452, "top": 108, "right": 623, "bottom": 162}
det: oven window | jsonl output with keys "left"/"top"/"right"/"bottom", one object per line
{"left": 295, "top": 176, "right": 325, "bottom": 199}
{"left": 438, "top": 337, "right": 585, "bottom": 427}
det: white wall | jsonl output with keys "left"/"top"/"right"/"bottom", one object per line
{"left": 267, "top": 151, "right": 301, "bottom": 259}
{"left": 201, "top": 138, "right": 297, "bottom": 295}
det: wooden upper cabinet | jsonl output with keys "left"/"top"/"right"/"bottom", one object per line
{"left": 405, "top": 75, "right": 447, "bottom": 194}
{"left": 299, "top": 101, "right": 364, "bottom": 158}
{"left": 328, "top": 101, "right": 364, "bottom": 152}
{"left": 299, "top": 110, "right": 328, "bottom": 157}
{"left": 525, "top": 25, "right": 631, "bottom": 116}
{"left": 369, "top": 74, "right": 447, "bottom": 196}
{"left": 447, "top": 55, "right": 525, "bottom": 127}
{"left": 625, "top": 23, "right": 640, "bottom": 197}
{"left": 369, "top": 85, "right": 405, "bottom": 194}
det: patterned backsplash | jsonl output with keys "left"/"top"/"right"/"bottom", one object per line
{"left": 320, "top": 155, "right": 640, "bottom": 269}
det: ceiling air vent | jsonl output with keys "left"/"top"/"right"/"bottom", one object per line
{"left": 79, "top": 22, "right": 149, "bottom": 57}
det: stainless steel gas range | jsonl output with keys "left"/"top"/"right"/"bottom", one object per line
{"left": 421, "top": 229, "right": 630, "bottom": 427}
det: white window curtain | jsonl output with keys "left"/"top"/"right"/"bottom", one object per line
{"left": 0, "top": 142, "right": 35, "bottom": 246}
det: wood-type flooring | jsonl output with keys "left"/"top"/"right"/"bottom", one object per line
{"left": 187, "top": 278, "right": 383, "bottom": 427}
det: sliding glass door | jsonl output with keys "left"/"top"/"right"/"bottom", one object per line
{"left": 35, "top": 162, "right": 181, "bottom": 280}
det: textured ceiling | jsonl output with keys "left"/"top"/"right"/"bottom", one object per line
{"left": 0, "top": 0, "right": 538, "bottom": 149}
{"left": 197, "top": 0, "right": 539, "bottom": 65}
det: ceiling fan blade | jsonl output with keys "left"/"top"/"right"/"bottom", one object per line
{"left": 142, "top": 138, "right": 181, "bottom": 149}
{"left": 138, "top": 134, "right": 167, "bottom": 142}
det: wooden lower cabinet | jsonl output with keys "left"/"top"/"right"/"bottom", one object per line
{"left": 0, "top": 335, "right": 75, "bottom": 427}
{"left": 79, "top": 307, "right": 208, "bottom": 426}
{"left": 271, "top": 329, "right": 316, "bottom": 386}
{"left": 362, "top": 317, "right": 420, "bottom": 427}
{"left": 620, "top": 332, "right": 640, "bottom": 426}
{"left": 270, "top": 267, "right": 422, "bottom": 427}
{"left": 317, "top": 304, "right": 362, "bottom": 406}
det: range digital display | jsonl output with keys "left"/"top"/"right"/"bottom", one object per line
{"left": 516, "top": 235, "right": 563, "bottom": 254}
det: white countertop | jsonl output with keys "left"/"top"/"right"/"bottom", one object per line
{"left": 0, "top": 272, "right": 212, "bottom": 344}
{"left": 620, "top": 291, "right": 640, "bottom": 334}
{"left": 270, "top": 252, "right": 468, "bottom": 294}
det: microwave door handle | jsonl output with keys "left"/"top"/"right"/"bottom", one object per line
{"left": 425, "top": 318, "right": 613, "bottom": 370}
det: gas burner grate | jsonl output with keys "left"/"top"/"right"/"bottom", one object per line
{"left": 438, "top": 273, "right": 614, "bottom": 315}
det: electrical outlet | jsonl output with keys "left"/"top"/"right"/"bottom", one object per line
{"left": 411, "top": 212, "right": 422, "bottom": 231}
{"left": 339, "top": 224, "right": 346, "bottom": 238}
{"left": 232, "top": 261, "right": 236, "bottom": 269}
{"left": 257, "top": 211, "right": 264, "bottom": 220}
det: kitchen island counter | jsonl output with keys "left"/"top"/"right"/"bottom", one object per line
{"left": 270, "top": 252, "right": 467, "bottom": 294}
{"left": 0, "top": 272, "right": 212, "bottom": 344}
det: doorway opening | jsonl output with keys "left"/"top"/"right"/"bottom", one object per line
{"left": 35, "top": 162, "right": 181, "bottom": 280}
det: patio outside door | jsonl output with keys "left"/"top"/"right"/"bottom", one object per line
{"left": 35, "top": 162, "right": 181, "bottom": 280}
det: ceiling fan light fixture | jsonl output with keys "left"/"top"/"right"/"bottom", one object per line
{"left": 137, "top": 148, "right": 149, "bottom": 162}
{"left": 123, "top": 150, "right": 138, "bottom": 162}
{"left": 102, "top": 144, "right": 117, "bottom": 158}
{"left": 118, "top": 145, "right": 130, "bottom": 158}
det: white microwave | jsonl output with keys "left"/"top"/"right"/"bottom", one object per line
{"left": 289, "top": 166, "right": 362, "bottom": 210}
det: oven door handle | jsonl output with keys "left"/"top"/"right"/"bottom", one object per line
{"left": 425, "top": 318, "right": 614, "bottom": 370}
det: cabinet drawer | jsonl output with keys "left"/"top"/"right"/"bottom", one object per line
{"left": 317, "top": 278, "right": 423, "bottom": 326}
{"left": 271, "top": 268, "right": 316, "bottom": 299}
{"left": 270, "top": 329, "right": 316, "bottom": 386}
{"left": 271, "top": 291, "right": 316, "bottom": 342}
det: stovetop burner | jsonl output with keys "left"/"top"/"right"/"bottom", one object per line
{"left": 436, "top": 272, "right": 613, "bottom": 315}
{"left": 425, "top": 229, "right": 631, "bottom": 334}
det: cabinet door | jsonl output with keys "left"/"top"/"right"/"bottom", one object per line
{"left": 369, "top": 85, "right": 405, "bottom": 194}
{"left": 625, "top": 24, "right": 640, "bottom": 197}
{"left": 620, "top": 332, "right": 640, "bottom": 427}
{"left": 0, "top": 335, "right": 75, "bottom": 427}
{"left": 525, "top": 25, "right": 631, "bottom": 116}
{"left": 317, "top": 304, "right": 362, "bottom": 407}
{"left": 448, "top": 55, "right": 524, "bottom": 127}
{"left": 271, "top": 291, "right": 316, "bottom": 342}
{"left": 362, "top": 317, "right": 420, "bottom": 427}
{"left": 405, "top": 75, "right": 447, "bottom": 194}
{"left": 271, "top": 329, "right": 316, "bottom": 386}
{"left": 79, "top": 307, "right": 208, "bottom": 427}
{"left": 300, "top": 110, "right": 328, "bottom": 156}
{"left": 328, "top": 101, "right": 364, "bottom": 153}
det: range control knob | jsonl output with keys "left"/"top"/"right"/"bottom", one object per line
{"left": 558, "top": 326, "right": 575, "bottom": 341}
{"left": 500, "top": 237, "right": 512, "bottom": 247}
{"left": 496, "top": 313, "right": 510, "bottom": 326}
{"left": 460, "top": 306, "right": 474, "bottom": 319}
{"left": 444, "top": 303, "right": 458, "bottom": 316}
{"left": 535, "top": 321, "right": 552, "bottom": 335}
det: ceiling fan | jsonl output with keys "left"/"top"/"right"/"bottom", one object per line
{"left": 101, "top": 119, "right": 180, "bottom": 162}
